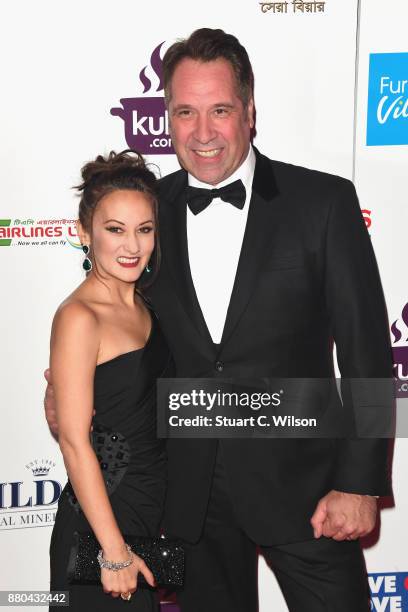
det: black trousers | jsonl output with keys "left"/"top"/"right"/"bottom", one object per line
{"left": 176, "top": 444, "right": 370, "bottom": 612}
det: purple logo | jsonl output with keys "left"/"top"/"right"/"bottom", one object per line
{"left": 110, "top": 42, "right": 174, "bottom": 155}
{"left": 391, "top": 302, "right": 408, "bottom": 398}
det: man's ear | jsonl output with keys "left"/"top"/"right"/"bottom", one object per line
{"left": 76, "top": 220, "right": 90, "bottom": 247}
{"left": 247, "top": 97, "right": 255, "bottom": 130}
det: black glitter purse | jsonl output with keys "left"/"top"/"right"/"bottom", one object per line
{"left": 67, "top": 531, "right": 185, "bottom": 588}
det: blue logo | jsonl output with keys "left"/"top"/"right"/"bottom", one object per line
{"left": 366, "top": 53, "right": 408, "bottom": 146}
{"left": 369, "top": 572, "right": 408, "bottom": 610}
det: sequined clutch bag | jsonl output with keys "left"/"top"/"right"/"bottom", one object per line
{"left": 67, "top": 531, "right": 185, "bottom": 588}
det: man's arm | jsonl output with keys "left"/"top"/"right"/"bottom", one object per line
{"left": 44, "top": 368, "right": 59, "bottom": 437}
{"left": 44, "top": 368, "right": 96, "bottom": 437}
{"left": 325, "top": 178, "right": 392, "bottom": 493}
{"left": 311, "top": 178, "right": 393, "bottom": 540}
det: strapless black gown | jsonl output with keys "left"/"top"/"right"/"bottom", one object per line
{"left": 49, "top": 312, "right": 173, "bottom": 611}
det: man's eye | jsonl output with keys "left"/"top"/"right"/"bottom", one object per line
{"left": 106, "top": 226, "right": 123, "bottom": 233}
{"left": 177, "top": 109, "right": 192, "bottom": 117}
{"left": 214, "top": 108, "right": 228, "bottom": 116}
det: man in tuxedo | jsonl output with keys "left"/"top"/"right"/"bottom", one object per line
{"left": 148, "top": 28, "right": 392, "bottom": 611}
{"left": 45, "top": 28, "right": 392, "bottom": 612}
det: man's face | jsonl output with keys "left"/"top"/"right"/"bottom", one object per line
{"left": 168, "top": 58, "right": 254, "bottom": 186}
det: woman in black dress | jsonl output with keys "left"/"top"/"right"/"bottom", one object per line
{"left": 49, "top": 151, "right": 172, "bottom": 610}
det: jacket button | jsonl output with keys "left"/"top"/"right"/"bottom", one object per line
{"left": 215, "top": 361, "right": 224, "bottom": 372}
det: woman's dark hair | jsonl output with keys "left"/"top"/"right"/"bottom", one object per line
{"left": 75, "top": 149, "right": 160, "bottom": 289}
{"left": 163, "top": 28, "right": 254, "bottom": 108}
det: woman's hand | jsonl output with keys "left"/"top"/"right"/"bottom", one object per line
{"left": 101, "top": 547, "right": 156, "bottom": 598}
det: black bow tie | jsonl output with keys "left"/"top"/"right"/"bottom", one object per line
{"left": 186, "top": 179, "right": 246, "bottom": 215}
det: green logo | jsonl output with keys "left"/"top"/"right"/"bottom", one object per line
{"left": 0, "top": 219, "right": 11, "bottom": 246}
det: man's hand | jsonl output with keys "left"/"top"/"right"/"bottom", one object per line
{"left": 44, "top": 368, "right": 59, "bottom": 437}
{"left": 310, "top": 490, "right": 377, "bottom": 541}
{"left": 44, "top": 368, "right": 95, "bottom": 438}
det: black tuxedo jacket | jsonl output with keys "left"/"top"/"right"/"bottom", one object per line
{"left": 146, "top": 148, "right": 392, "bottom": 546}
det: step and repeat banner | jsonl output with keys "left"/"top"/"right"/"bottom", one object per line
{"left": 354, "top": 2, "right": 408, "bottom": 610}
{"left": 0, "top": 0, "right": 406, "bottom": 609}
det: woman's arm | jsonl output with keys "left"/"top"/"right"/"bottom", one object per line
{"left": 50, "top": 302, "right": 154, "bottom": 593}
{"left": 50, "top": 301, "right": 126, "bottom": 556}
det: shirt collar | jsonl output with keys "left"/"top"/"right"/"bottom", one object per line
{"left": 187, "top": 144, "right": 256, "bottom": 201}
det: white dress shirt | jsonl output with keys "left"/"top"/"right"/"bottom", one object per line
{"left": 186, "top": 145, "right": 256, "bottom": 343}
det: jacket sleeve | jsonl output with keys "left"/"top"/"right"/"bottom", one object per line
{"left": 324, "top": 178, "right": 393, "bottom": 496}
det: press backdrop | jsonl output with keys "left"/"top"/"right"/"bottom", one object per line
{"left": 0, "top": 1, "right": 407, "bottom": 609}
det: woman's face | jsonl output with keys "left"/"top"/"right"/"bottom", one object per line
{"left": 81, "top": 189, "right": 155, "bottom": 284}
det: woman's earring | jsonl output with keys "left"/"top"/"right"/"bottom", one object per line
{"left": 145, "top": 264, "right": 152, "bottom": 273}
{"left": 82, "top": 245, "right": 92, "bottom": 272}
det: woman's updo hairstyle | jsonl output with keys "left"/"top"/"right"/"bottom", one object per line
{"left": 75, "top": 149, "right": 160, "bottom": 289}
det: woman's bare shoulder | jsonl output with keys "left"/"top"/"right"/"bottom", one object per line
{"left": 51, "top": 294, "right": 100, "bottom": 348}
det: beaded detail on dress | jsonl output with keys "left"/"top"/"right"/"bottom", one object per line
{"left": 65, "top": 424, "right": 131, "bottom": 512}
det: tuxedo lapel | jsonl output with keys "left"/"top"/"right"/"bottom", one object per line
{"left": 159, "top": 171, "right": 214, "bottom": 347}
{"left": 220, "top": 150, "right": 280, "bottom": 347}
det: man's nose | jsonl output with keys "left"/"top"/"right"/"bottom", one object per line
{"left": 193, "top": 115, "right": 216, "bottom": 144}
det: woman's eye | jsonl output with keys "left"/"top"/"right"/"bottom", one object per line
{"left": 139, "top": 226, "right": 153, "bottom": 234}
{"left": 106, "top": 226, "right": 123, "bottom": 233}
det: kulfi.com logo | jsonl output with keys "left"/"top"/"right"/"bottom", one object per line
{"left": 0, "top": 217, "right": 80, "bottom": 248}
{"left": 110, "top": 42, "right": 174, "bottom": 155}
{"left": 367, "top": 52, "right": 408, "bottom": 146}
{"left": 391, "top": 301, "right": 408, "bottom": 398}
